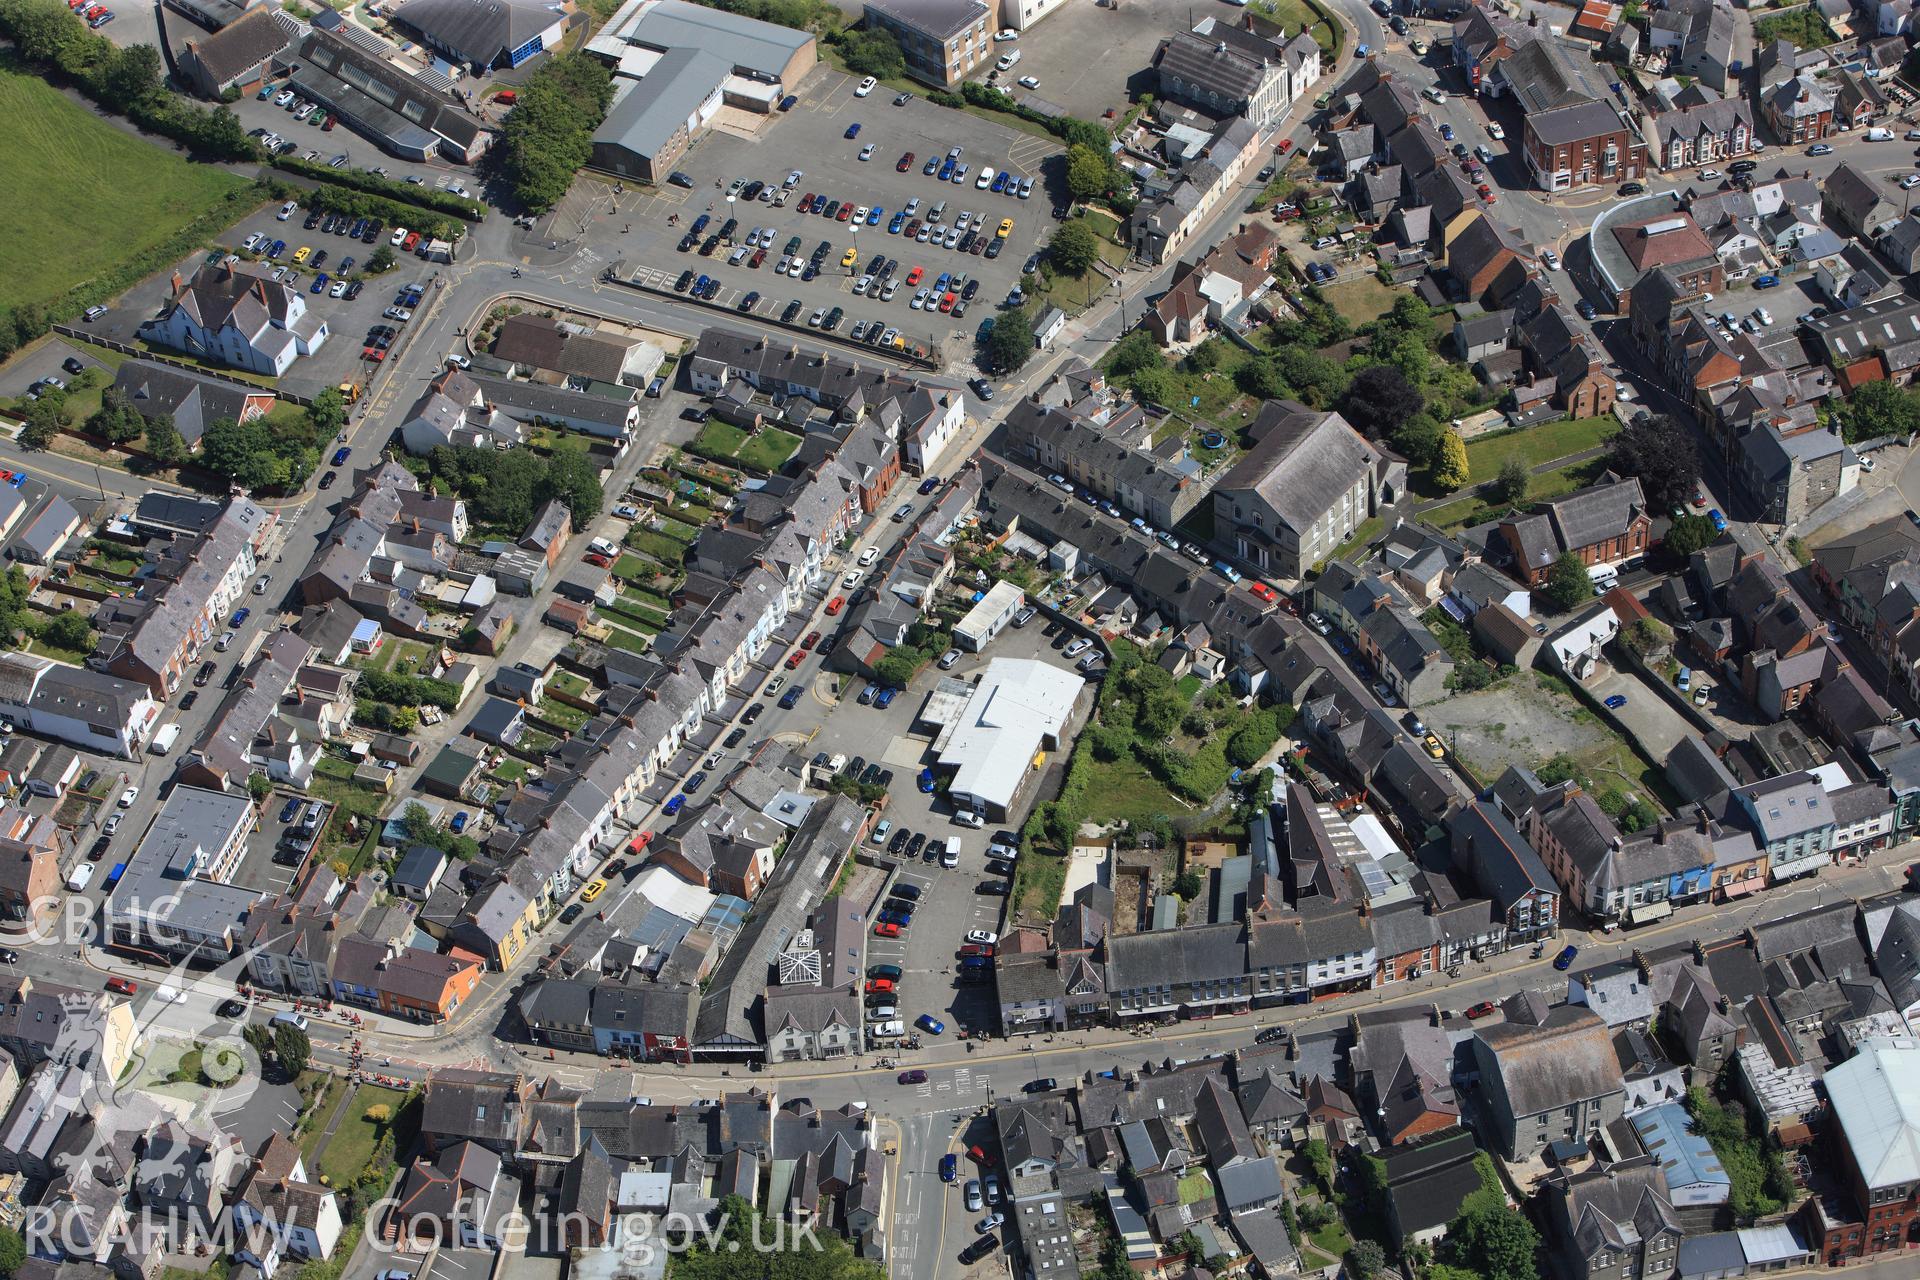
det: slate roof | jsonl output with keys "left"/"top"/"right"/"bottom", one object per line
{"left": 1218, "top": 402, "right": 1383, "bottom": 537}
{"left": 1476, "top": 1004, "right": 1624, "bottom": 1117}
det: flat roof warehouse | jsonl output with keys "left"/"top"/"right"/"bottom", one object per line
{"left": 585, "top": 0, "right": 817, "bottom": 180}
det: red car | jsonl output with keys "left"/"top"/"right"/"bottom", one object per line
{"left": 1247, "top": 581, "right": 1278, "bottom": 604}
{"left": 785, "top": 650, "right": 804, "bottom": 669}
{"left": 402, "top": 231, "right": 422, "bottom": 252}
{"left": 836, "top": 204, "right": 853, "bottom": 221}
{"left": 1272, "top": 204, "right": 1301, "bottom": 221}
{"left": 866, "top": 978, "right": 896, "bottom": 994}
{"left": 105, "top": 977, "right": 138, "bottom": 996}
{"left": 628, "top": 830, "right": 655, "bottom": 854}
{"left": 585, "top": 552, "right": 613, "bottom": 568}
{"left": 1465, "top": 1000, "right": 1498, "bottom": 1020}
{"left": 1477, "top": 183, "right": 1494, "bottom": 200}
{"left": 801, "top": 630, "right": 821, "bottom": 650}
{"left": 1691, "top": 490, "right": 1708, "bottom": 507}
{"left": 1481, "top": 189, "right": 1498, "bottom": 204}
{"left": 959, "top": 943, "right": 995, "bottom": 958}
{"left": 904, "top": 266, "right": 924, "bottom": 286}
{"left": 967, "top": 1144, "right": 996, "bottom": 1166}
{"left": 938, "top": 292, "right": 957, "bottom": 313}
{"left": 1275, "top": 138, "right": 1293, "bottom": 153}
{"left": 897, "top": 152, "right": 916, "bottom": 172}
{"left": 825, "top": 596, "right": 846, "bottom": 616}
{"left": 799, "top": 192, "right": 815, "bottom": 210}
{"left": 749, "top": 248, "right": 767, "bottom": 268}
{"left": 898, "top": 1069, "right": 928, "bottom": 1084}
{"left": 874, "top": 921, "right": 901, "bottom": 938}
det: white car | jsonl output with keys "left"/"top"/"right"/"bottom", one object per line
{"left": 329, "top": 279, "right": 348, "bottom": 298}
{"left": 1017, "top": 76, "right": 1039, "bottom": 89}
{"left": 859, "top": 545, "right": 880, "bottom": 566}
{"left": 1541, "top": 249, "right": 1561, "bottom": 270}
{"left": 118, "top": 787, "right": 139, "bottom": 809}
{"left": 953, "top": 811, "right": 984, "bottom": 828}
{"left": 447, "top": 353, "right": 471, "bottom": 369}
{"left": 1486, "top": 122, "right": 1505, "bottom": 140}
{"left": 966, "top": 930, "right": 999, "bottom": 945}
{"left": 785, "top": 169, "right": 803, "bottom": 186}
{"left": 1697, "top": 168, "right": 1722, "bottom": 180}
{"left": 993, "top": 27, "right": 1017, "bottom": 39}
{"left": 976, "top": 167, "right": 995, "bottom": 189}
{"left": 1047, "top": 473, "right": 1073, "bottom": 491}
{"left": 1063, "top": 638, "right": 1092, "bottom": 658}
{"left": 843, "top": 570, "right": 861, "bottom": 588}
{"left": 1902, "top": 174, "right": 1920, "bottom": 189}
{"left": 277, "top": 200, "right": 297, "bottom": 220}
{"left": 856, "top": 76, "right": 877, "bottom": 97}
{"left": 860, "top": 144, "right": 875, "bottom": 161}
{"left": 615, "top": 504, "right": 641, "bottom": 519}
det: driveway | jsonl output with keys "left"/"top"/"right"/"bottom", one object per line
{"left": 1588, "top": 666, "right": 1695, "bottom": 762}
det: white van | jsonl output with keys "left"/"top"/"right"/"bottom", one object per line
{"left": 941, "top": 836, "right": 962, "bottom": 868}
{"left": 996, "top": 49, "right": 1021, "bottom": 71}
{"left": 67, "top": 863, "right": 95, "bottom": 893}
{"left": 149, "top": 723, "right": 182, "bottom": 756}
{"left": 1587, "top": 564, "right": 1619, "bottom": 594}
{"left": 1423, "top": 87, "right": 1447, "bottom": 104}
{"left": 1867, "top": 126, "right": 1896, "bottom": 141}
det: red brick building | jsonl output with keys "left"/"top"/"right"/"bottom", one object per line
{"left": 1523, "top": 99, "right": 1648, "bottom": 191}
{"left": 1805, "top": 1037, "right": 1920, "bottom": 1265}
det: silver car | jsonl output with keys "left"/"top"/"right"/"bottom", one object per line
{"left": 965, "top": 1180, "right": 983, "bottom": 1212}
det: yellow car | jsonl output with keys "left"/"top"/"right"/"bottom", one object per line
{"left": 841, "top": 246, "right": 858, "bottom": 268}
{"left": 291, "top": 245, "right": 312, "bottom": 264}
{"left": 1423, "top": 735, "right": 1444, "bottom": 759}
{"left": 581, "top": 878, "right": 608, "bottom": 903}
{"left": 996, "top": 218, "right": 1014, "bottom": 239}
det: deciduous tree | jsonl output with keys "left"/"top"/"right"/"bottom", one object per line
{"left": 1543, "top": 550, "right": 1594, "bottom": 611}
{"left": 1339, "top": 364, "right": 1424, "bottom": 440}
{"left": 1432, "top": 429, "right": 1470, "bottom": 490}
{"left": 1049, "top": 219, "right": 1099, "bottom": 275}
{"left": 1607, "top": 413, "right": 1700, "bottom": 511}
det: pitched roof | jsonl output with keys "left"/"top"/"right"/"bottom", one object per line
{"left": 1476, "top": 1004, "right": 1624, "bottom": 1117}
{"left": 1218, "top": 402, "right": 1383, "bottom": 536}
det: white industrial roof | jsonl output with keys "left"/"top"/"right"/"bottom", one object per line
{"left": 938, "top": 658, "right": 1083, "bottom": 810}
{"left": 1825, "top": 1035, "right": 1920, "bottom": 1190}
{"left": 636, "top": 863, "right": 716, "bottom": 922}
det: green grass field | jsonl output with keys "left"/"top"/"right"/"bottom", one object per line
{"left": 1321, "top": 275, "right": 1402, "bottom": 326}
{"left": 0, "top": 65, "right": 249, "bottom": 315}
{"left": 1464, "top": 416, "right": 1618, "bottom": 479}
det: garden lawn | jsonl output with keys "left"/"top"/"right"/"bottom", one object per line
{"left": 1463, "top": 416, "right": 1618, "bottom": 478}
{"left": 1012, "top": 848, "right": 1069, "bottom": 922}
{"left": 1320, "top": 275, "right": 1401, "bottom": 326}
{"left": 688, "top": 419, "right": 801, "bottom": 472}
{"left": 314, "top": 1083, "right": 408, "bottom": 1187}
{"left": 0, "top": 64, "right": 250, "bottom": 314}
{"left": 1252, "top": 0, "right": 1340, "bottom": 52}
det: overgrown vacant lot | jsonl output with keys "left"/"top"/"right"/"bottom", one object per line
{"left": 0, "top": 64, "right": 249, "bottom": 314}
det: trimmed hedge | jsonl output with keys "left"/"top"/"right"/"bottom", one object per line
{"left": 273, "top": 157, "right": 487, "bottom": 222}
{"left": 929, "top": 81, "right": 1110, "bottom": 151}
{"left": 301, "top": 184, "right": 466, "bottom": 242}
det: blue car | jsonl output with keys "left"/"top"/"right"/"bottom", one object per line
{"left": 450, "top": 811, "right": 468, "bottom": 833}
{"left": 1553, "top": 945, "right": 1579, "bottom": 971}
{"left": 1754, "top": 274, "right": 1780, "bottom": 289}
{"left": 1439, "top": 123, "right": 1454, "bottom": 140}
{"left": 684, "top": 771, "right": 707, "bottom": 793}
{"left": 331, "top": 446, "right": 351, "bottom": 466}
{"left": 867, "top": 206, "right": 883, "bottom": 226}
{"left": 779, "top": 94, "right": 797, "bottom": 110}
{"left": 267, "top": 239, "right": 286, "bottom": 258}
{"left": 940, "top": 1155, "right": 958, "bottom": 1182}
{"left": 918, "top": 768, "right": 936, "bottom": 793}
{"left": 310, "top": 274, "right": 329, "bottom": 294}
{"left": 1709, "top": 508, "right": 1727, "bottom": 532}
{"left": 663, "top": 794, "right": 686, "bottom": 816}
{"left": 845, "top": 122, "right": 862, "bottom": 139}
{"left": 1604, "top": 694, "right": 1627, "bottom": 710}
{"left": 280, "top": 798, "right": 302, "bottom": 823}
{"left": 691, "top": 213, "right": 710, "bottom": 234}
{"left": 919, "top": 477, "right": 940, "bottom": 495}
{"left": 916, "top": 1014, "right": 946, "bottom": 1035}
{"left": 939, "top": 160, "right": 955, "bottom": 181}
{"left": 875, "top": 687, "right": 897, "bottom": 709}
{"left": 780, "top": 685, "right": 804, "bottom": 709}
{"left": 889, "top": 213, "right": 906, "bottom": 233}
{"left": 230, "top": 608, "right": 250, "bottom": 627}
{"left": 990, "top": 171, "right": 1009, "bottom": 193}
